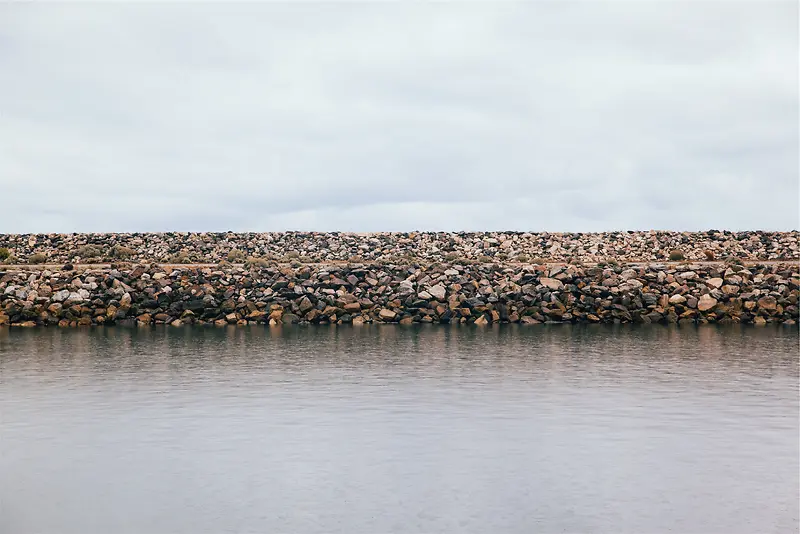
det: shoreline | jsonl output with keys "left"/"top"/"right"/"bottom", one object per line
{"left": 2, "top": 260, "right": 797, "bottom": 328}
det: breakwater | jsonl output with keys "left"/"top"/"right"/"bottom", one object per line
{"left": 1, "top": 260, "right": 797, "bottom": 327}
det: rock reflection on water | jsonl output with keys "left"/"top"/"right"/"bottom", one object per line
{"left": 1, "top": 325, "right": 798, "bottom": 534}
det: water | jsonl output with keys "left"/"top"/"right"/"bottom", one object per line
{"left": 1, "top": 325, "right": 797, "bottom": 534}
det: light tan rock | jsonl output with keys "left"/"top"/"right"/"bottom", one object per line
{"left": 539, "top": 277, "right": 563, "bottom": 290}
{"left": 379, "top": 308, "right": 397, "bottom": 321}
{"left": 698, "top": 294, "right": 717, "bottom": 311}
{"left": 706, "top": 277, "right": 724, "bottom": 289}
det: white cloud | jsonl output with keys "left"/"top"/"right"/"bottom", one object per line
{"left": 0, "top": 1, "right": 797, "bottom": 232}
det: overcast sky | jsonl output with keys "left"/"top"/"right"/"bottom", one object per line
{"left": 1, "top": 2, "right": 797, "bottom": 233}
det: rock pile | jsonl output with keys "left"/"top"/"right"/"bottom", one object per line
{"left": 0, "top": 231, "right": 798, "bottom": 265}
{"left": 1, "top": 261, "right": 796, "bottom": 327}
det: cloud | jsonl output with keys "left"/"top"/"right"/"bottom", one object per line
{"left": 0, "top": 1, "right": 797, "bottom": 232}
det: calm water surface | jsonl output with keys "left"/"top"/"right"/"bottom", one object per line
{"left": 1, "top": 325, "right": 798, "bottom": 533}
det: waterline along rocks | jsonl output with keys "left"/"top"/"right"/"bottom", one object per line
{"left": 1, "top": 231, "right": 798, "bottom": 265}
{"left": 1, "top": 261, "right": 797, "bottom": 327}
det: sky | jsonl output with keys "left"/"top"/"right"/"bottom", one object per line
{"left": 0, "top": 1, "right": 797, "bottom": 233}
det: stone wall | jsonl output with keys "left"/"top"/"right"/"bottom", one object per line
{"left": 1, "top": 261, "right": 797, "bottom": 327}
{"left": 1, "top": 231, "right": 798, "bottom": 265}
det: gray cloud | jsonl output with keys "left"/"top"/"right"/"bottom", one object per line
{"left": 0, "top": 1, "right": 797, "bottom": 232}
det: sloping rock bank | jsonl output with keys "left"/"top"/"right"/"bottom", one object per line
{"left": 1, "top": 262, "right": 797, "bottom": 327}
{"left": 1, "top": 231, "right": 798, "bottom": 265}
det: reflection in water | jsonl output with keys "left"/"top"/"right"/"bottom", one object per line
{"left": 1, "top": 325, "right": 798, "bottom": 534}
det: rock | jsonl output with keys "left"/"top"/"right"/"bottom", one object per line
{"left": 65, "top": 292, "right": 83, "bottom": 304}
{"left": 539, "top": 277, "right": 563, "bottom": 290}
{"left": 474, "top": 315, "right": 489, "bottom": 326}
{"left": 757, "top": 296, "right": 777, "bottom": 311}
{"left": 619, "top": 279, "right": 643, "bottom": 291}
{"left": 428, "top": 284, "right": 447, "bottom": 300}
{"left": 298, "top": 296, "right": 313, "bottom": 313}
{"left": 698, "top": 294, "right": 717, "bottom": 312}
{"left": 344, "top": 302, "right": 361, "bottom": 312}
{"left": 379, "top": 308, "right": 397, "bottom": 321}
{"left": 706, "top": 278, "right": 724, "bottom": 289}
{"left": 669, "top": 294, "right": 687, "bottom": 304}
{"left": 721, "top": 285, "right": 739, "bottom": 296}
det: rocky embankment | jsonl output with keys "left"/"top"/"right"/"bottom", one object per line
{"left": 1, "top": 261, "right": 797, "bottom": 327}
{"left": 1, "top": 231, "right": 798, "bottom": 265}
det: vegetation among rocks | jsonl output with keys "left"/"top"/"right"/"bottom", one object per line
{"left": 244, "top": 256, "right": 270, "bottom": 268}
{"left": 75, "top": 245, "right": 103, "bottom": 263}
{"left": 227, "top": 249, "right": 246, "bottom": 262}
{"left": 168, "top": 251, "right": 192, "bottom": 264}
{"left": 27, "top": 253, "right": 47, "bottom": 264}
{"left": 668, "top": 250, "right": 685, "bottom": 261}
{"left": 110, "top": 245, "right": 135, "bottom": 259}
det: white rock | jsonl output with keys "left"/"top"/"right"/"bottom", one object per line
{"left": 669, "top": 294, "right": 687, "bottom": 304}
{"left": 428, "top": 284, "right": 447, "bottom": 300}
